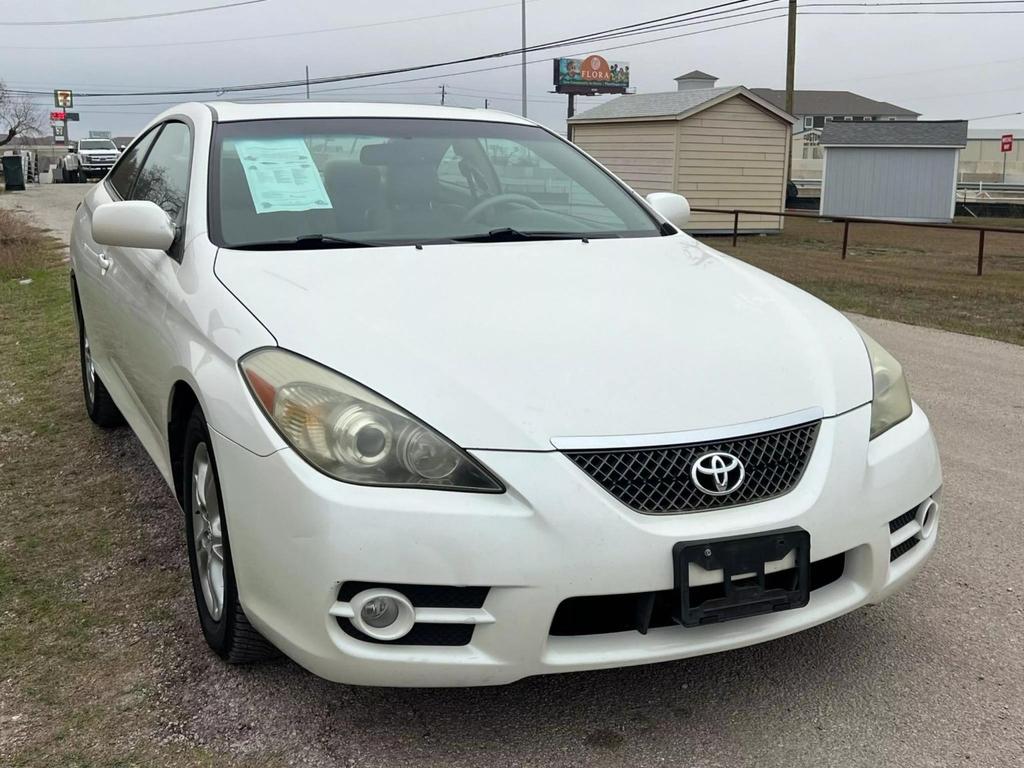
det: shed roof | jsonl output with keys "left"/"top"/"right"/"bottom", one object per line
{"left": 821, "top": 120, "right": 968, "bottom": 147}
{"left": 751, "top": 89, "right": 920, "bottom": 118}
{"left": 568, "top": 86, "right": 795, "bottom": 124}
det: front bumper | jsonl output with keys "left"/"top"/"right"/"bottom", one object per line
{"left": 210, "top": 403, "right": 941, "bottom": 687}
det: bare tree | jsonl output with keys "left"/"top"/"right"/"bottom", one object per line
{"left": 0, "top": 81, "right": 43, "bottom": 147}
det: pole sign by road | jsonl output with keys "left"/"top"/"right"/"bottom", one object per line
{"left": 54, "top": 89, "right": 74, "bottom": 109}
{"left": 52, "top": 124, "right": 66, "bottom": 143}
{"left": 1001, "top": 134, "right": 1014, "bottom": 152}
{"left": 50, "top": 111, "right": 66, "bottom": 121}
{"left": 65, "top": 112, "right": 80, "bottom": 122}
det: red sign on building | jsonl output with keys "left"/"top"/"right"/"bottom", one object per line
{"left": 1001, "top": 134, "right": 1014, "bottom": 152}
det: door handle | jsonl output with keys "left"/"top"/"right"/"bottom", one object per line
{"left": 97, "top": 253, "right": 112, "bottom": 272}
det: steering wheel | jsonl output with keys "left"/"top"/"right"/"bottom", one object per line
{"left": 462, "top": 193, "right": 543, "bottom": 223}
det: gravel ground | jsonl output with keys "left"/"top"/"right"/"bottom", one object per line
{"left": 2, "top": 185, "right": 1023, "bottom": 767}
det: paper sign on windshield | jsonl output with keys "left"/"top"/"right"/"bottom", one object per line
{"left": 235, "top": 139, "right": 332, "bottom": 214}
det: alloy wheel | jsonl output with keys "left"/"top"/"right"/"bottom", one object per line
{"left": 83, "top": 333, "right": 96, "bottom": 405}
{"left": 191, "top": 443, "right": 225, "bottom": 621}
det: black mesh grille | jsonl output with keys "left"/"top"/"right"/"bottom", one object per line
{"left": 337, "top": 619, "right": 474, "bottom": 647}
{"left": 564, "top": 421, "right": 820, "bottom": 514}
{"left": 337, "top": 582, "right": 488, "bottom": 609}
{"left": 888, "top": 508, "right": 917, "bottom": 533}
{"left": 890, "top": 536, "right": 920, "bottom": 562}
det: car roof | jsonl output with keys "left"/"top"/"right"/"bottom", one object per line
{"left": 199, "top": 100, "right": 536, "bottom": 126}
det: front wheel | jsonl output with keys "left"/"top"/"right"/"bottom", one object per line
{"left": 183, "top": 406, "right": 276, "bottom": 663}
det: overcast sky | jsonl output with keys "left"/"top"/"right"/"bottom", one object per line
{"left": 1, "top": 0, "right": 1021, "bottom": 140}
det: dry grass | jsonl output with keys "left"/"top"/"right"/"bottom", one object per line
{"left": 699, "top": 216, "right": 1024, "bottom": 346}
{"left": 0, "top": 209, "right": 49, "bottom": 278}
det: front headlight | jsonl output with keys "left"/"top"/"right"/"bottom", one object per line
{"left": 857, "top": 329, "right": 913, "bottom": 439}
{"left": 239, "top": 348, "right": 503, "bottom": 492}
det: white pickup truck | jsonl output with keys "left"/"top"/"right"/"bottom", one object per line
{"left": 74, "top": 138, "right": 122, "bottom": 179}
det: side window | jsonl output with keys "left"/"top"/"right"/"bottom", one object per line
{"left": 132, "top": 122, "right": 191, "bottom": 222}
{"left": 107, "top": 127, "right": 158, "bottom": 199}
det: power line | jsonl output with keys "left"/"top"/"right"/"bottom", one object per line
{"left": 967, "top": 110, "right": 1024, "bottom": 121}
{"left": 0, "top": 0, "right": 536, "bottom": 50}
{"left": 33, "top": 9, "right": 791, "bottom": 106}
{"left": 6, "top": 0, "right": 779, "bottom": 98}
{"left": 0, "top": 0, "right": 267, "bottom": 26}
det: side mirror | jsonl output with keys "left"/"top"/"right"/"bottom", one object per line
{"left": 92, "top": 201, "right": 176, "bottom": 251}
{"left": 645, "top": 192, "right": 690, "bottom": 228}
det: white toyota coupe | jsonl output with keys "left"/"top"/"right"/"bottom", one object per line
{"left": 69, "top": 101, "right": 941, "bottom": 687}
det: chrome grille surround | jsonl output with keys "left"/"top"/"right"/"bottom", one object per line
{"left": 563, "top": 420, "right": 820, "bottom": 514}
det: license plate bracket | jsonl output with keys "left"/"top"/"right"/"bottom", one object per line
{"left": 673, "top": 528, "right": 810, "bottom": 627}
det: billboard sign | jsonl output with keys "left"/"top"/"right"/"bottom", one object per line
{"left": 53, "top": 89, "right": 74, "bottom": 108}
{"left": 1001, "top": 134, "right": 1013, "bottom": 153}
{"left": 553, "top": 55, "right": 629, "bottom": 95}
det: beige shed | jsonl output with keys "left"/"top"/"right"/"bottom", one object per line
{"left": 568, "top": 72, "right": 797, "bottom": 233}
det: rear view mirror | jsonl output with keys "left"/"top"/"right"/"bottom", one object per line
{"left": 645, "top": 192, "right": 690, "bottom": 228}
{"left": 92, "top": 201, "right": 176, "bottom": 251}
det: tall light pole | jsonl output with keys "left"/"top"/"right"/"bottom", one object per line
{"left": 521, "top": 0, "right": 527, "bottom": 117}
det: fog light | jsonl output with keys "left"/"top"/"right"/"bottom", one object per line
{"left": 349, "top": 588, "right": 416, "bottom": 641}
{"left": 917, "top": 498, "right": 939, "bottom": 540}
{"left": 361, "top": 596, "right": 399, "bottom": 628}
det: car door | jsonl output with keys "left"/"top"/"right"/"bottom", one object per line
{"left": 74, "top": 127, "right": 158, "bottom": 391}
{"left": 100, "top": 120, "right": 194, "bottom": 457}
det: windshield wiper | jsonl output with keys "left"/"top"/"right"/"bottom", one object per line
{"left": 451, "top": 228, "right": 615, "bottom": 243}
{"left": 229, "top": 233, "right": 381, "bottom": 250}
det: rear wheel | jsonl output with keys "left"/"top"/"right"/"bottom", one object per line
{"left": 183, "top": 406, "right": 276, "bottom": 663}
{"left": 75, "top": 296, "right": 123, "bottom": 428}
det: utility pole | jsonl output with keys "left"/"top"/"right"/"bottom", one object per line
{"left": 785, "top": 0, "right": 797, "bottom": 183}
{"left": 305, "top": 65, "right": 310, "bottom": 100}
{"left": 439, "top": 84, "right": 446, "bottom": 106}
{"left": 484, "top": 98, "right": 489, "bottom": 109}
{"left": 566, "top": 93, "right": 575, "bottom": 143}
{"left": 520, "top": 0, "right": 527, "bottom": 117}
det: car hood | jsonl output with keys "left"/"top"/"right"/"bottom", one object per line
{"left": 215, "top": 235, "right": 872, "bottom": 451}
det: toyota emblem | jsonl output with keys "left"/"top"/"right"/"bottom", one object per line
{"left": 690, "top": 451, "right": 745, "bottom": 496}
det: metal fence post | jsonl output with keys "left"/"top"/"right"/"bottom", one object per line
{"left": 841, "top": 220, "right": 850, "bottom": 259}
{"left": 977, "top": 230, "right": 985, "bottom": 276}
{"left": 732, "top": 211, "right": 739, "bottom": 247}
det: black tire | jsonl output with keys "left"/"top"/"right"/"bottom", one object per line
{"left": 182, "top": 406, "right": 276, "bottom": 663}
{"left": 75, "top": 290, "right": 124, "bottom": 428}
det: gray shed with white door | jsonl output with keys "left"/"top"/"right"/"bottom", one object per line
{"left": 820, "top": 121, "right": 967, "bottom": 222}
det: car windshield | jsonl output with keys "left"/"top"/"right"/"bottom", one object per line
{"left": 80, "top": 140, "right": 117, "bottom": 150}
{"left": 209, "top": 117, "right": 664, "bottom": 248}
